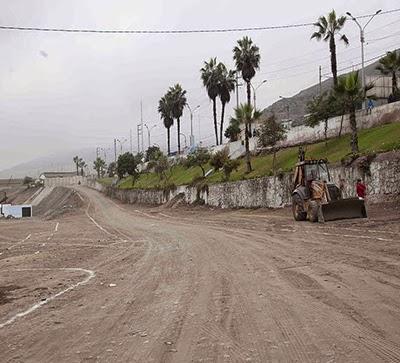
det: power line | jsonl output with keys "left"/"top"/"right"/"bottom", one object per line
{"left": 0, "top": 9, "right": 399, "bottom": 35}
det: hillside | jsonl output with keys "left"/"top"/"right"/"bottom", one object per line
{"left": 261, "top": 57, "right": 387, "bottom": 125}
{"left": 0, "top": 147, "right": 97, "bottom": 179}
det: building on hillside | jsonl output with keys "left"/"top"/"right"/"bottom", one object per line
{"left": 367, "top": 76, "right": 393, "bottom": 105}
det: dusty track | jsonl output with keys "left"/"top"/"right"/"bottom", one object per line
{"left": 1, "top": 186, "right": 400, "bottom": 362}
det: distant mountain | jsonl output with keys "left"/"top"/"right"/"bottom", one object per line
{"left": 0, "top": 148, "right": 99, "bottom": 179}
{"left": 261, "top": 57, "right": 388, "bottom": 125}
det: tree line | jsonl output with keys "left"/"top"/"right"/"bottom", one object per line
{"left": 91, "top": 9, "right": 399, "bottom": 183}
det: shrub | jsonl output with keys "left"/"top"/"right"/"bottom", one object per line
{"left": 210, "top": 148, "right": 229, "bottom": 170}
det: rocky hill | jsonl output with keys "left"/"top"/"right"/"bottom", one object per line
{"left": 261, "top": 58, "right": 387, "bottom": 125}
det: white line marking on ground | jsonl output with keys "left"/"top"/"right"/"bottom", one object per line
{"left": 159, "top": 213, "right": 172, "bottom": 218}
{"left": 0, "top": 268, "right": 95, "bottom": 329}
{"left": 7, "top": 234, "right": 31, "bottom": 250}
{"left": 55, "top": 222, "right": 59, "bottom": 232}
{"left": 76, "top": 192, "right": 85, "bottom": 202}
{"left": 313, "top": 231, "right": 394, "bottom": 242}
{"left": 77, "top": 191, "right": 117, "bottom": 238}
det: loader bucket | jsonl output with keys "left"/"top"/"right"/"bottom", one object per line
{"left": 321, "top": 198, "right": 367, "bottom": 222}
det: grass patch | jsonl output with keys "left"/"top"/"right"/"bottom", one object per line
{"left": 112, "top": 122, "right": 400, "bottom": 189}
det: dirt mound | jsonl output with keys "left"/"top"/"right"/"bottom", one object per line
{"left": 33, "top": 187, "right": 83, "bottom": 219}
{"left": 163, "top": 192, "right": 186, "bottom": 209}
{"left": 0, "top": 186, "right": 40, "bottom": 205}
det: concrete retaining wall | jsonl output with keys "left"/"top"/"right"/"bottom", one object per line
{"left": 279, "top": 100, "right": 400, "bottom": 148}
{"left": 44, "top": 176, "right": 86, "bottom": 187}
{"left": 87, "top": 152, "right": 400, "bottom": 209}
{"left": 212, "top": 101, "right": 400, "bottom": 157}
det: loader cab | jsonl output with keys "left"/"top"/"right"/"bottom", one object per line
{"left": 304, "top": 161, "right": 330, "bottom": 183}
{"left": 293, "top": 159, "right": 330, "bottom": 187}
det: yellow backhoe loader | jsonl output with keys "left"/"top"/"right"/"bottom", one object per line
{"left": 291, "top": 159, "right": 367, "bottom": 222}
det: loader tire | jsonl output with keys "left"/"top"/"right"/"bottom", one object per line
{"left": 308, "top": 201, "right": 319, "bottom": 223}
{"left": 292, "top": 194, "right": 307, "bottom": 221}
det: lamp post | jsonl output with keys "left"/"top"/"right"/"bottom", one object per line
{"left": 179, "top": 133, "right": 187, "bottom": 149}
{"left": 279, "top": 96, "right": 290, "bottom": 120}
{"left": 116, "top": 138, "right": 127, "bottom": 156}
{"left": 144, "top": 124, "right": 157, "bottom": 149}
{"left": 251, "top": 79, "right": 267, "bottom": 109}
{"left": 346, "top": 9, "right": 382, "bottom": 109}
{"left": 100, "top": 148, "right": 109, "bottom": 163}
{"left": 186, "top": 104, "right": 200, "bottom": 147}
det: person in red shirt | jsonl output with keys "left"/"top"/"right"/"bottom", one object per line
{"left": 356, "top": 179, "right": 366, "bottom": 199}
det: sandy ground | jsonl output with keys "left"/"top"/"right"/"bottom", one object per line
{"left": 0, "top": 186, "right": 400, "bottom": 363}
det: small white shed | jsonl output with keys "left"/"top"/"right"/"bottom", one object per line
{"left": 1, "top": 204, "right": 32, "bottom": 218}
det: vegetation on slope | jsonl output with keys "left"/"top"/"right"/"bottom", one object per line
{"left": 99, "top": 122, "right": 400, "bottom": 190}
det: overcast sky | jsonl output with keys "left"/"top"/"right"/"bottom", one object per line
{"left": 0, "top": 0, "right": 399, "bottom": 170}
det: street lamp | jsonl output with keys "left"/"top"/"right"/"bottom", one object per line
{"left": 100, "top": 147, "right": 110, "bottom": 163}
{"left": 179, "top": 133, "right": 187, "bottom": 149}
{"left": 116, "top": 138, "right": 127, "bottom": 155}
{"left": 251, "top": 79, "right": 267, "bottom": 109}
{"left": 279, "top": 96, "right": 290, "bottom": 120}
{"left": 346, "top": 9, "right": 382, "bottom": 109}
{"left": 144, "top": 124, "right": 157, "bottom": 149}
{"left": 186, "top": 104, "right": 200, "bottom": 147}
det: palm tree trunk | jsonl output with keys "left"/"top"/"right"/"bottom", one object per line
{"left": 324, "top": 118, "right": 328, "bottom": 147}
{"left": 272, "top": 150, "right": 276, "bottom": 175}
{"left": 349, "top": 106, "right": 359, "bottom": 153}
{"left": 220, "top": 102, "right": 226, "bottom": 145}
{"left": 212, "top": 98, "right": 219, "bottom": 145}
{"left": 338, "top": 113, "right": 344, "bottom": 137}
{"left": 167, "top": 127, "right": 171, "bottom": 156}
{"left": 245, "top": 123, "right": 252, "bottom": 173}
{"left": 329, "top": 36, "right": 338, "bottom": 87}
{"left": 247, "top": 81, "right": 252, "bottom": 136}
{"left": 177, "top": 118, "right": 181, "bottom": 154}
{"left": 76, "top": 163, "right": 79, "bottom": 176}
{"left": 392, "top": 71, "right": 398, "bottom": 94}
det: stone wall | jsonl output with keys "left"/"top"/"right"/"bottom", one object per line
{"left": 44, "top": 175, "right": 86, "bottom": 187}
{"left": 87, "top": 152, "right": 400, "bottom": 209}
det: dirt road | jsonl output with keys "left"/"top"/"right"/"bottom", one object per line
{"left": 1, "top": 187, "right": 400, "bottom": 362}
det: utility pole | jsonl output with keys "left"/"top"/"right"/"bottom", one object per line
{"left": 140, "top": 101, "right": 144, "bottom": 153}
{"left": 113, "top": 139, "right": 117, "bottom": 162}
{"left": 235, "top": 72, "right": 239, "bottom": 109}
{"left": 130, "top": 129, "right": 133, "bottom": 153}
{"left": 186, "top": 104, "right": 200, "bottom": 147}
{"left": 144, "top": 124, "right": 157, "bottom": 149}
{"left": 319, "top": 66, "right": 322, "bottom": 95}
{"left": 346, "top": 9, "right": 381, "bottom": 110}
{"left": 251, "top": 80, "right": 267, "bottom": 110}
{"left": 137, "top": 124, "right": 142, "bottom": 153}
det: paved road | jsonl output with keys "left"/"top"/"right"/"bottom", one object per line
{"left": 1, "top": 186, "right": 400, "bottom": 362}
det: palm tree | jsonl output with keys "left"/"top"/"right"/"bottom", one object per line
{"left": 311, "top": 10, "right": 349, "bottom": 86}
{"left": 376, "top": 50, "right": 400, "bottom": 94}
{"left": 168, "top": 84, "right": 187, "bottom": 154}
{"left": 93, "top": 157, "right": 106, "bottom": 178}
{"left": 217, "top": 63, "right": 236, "bottom": 144}
{"left": 78, "top": 158, "right": 86, "bottom": 176}
{"left": 158, "top": 94, "right": 174, "bottom": 156}
{"left": 231, "top": 104, "right": 262, "bottom": 173}
{"left": 335, "top": 71, "right": 374, "bottom": 153}
{"left": 73, "top": 156, "right": 80, "bottom": 176}
{"left": 201, "top": 58, "right": 220, "bottom": 145}
{"left": 233, "top": 36, "right": 260, "bottom": 136}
